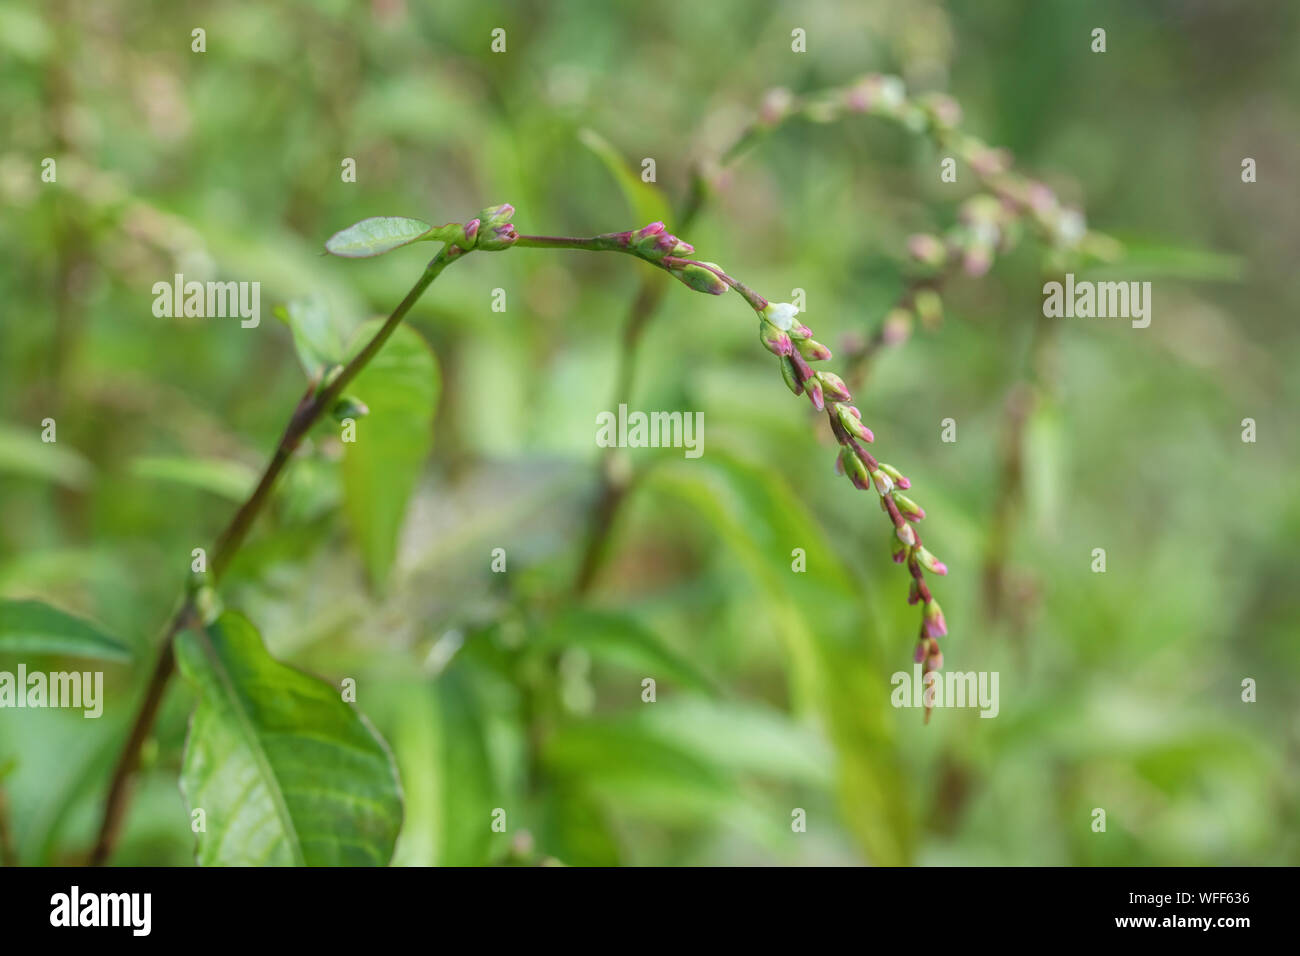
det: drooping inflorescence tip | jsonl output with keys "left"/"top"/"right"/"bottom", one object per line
{"left": 749, "top": 289, "right": 951, "bottom": 709}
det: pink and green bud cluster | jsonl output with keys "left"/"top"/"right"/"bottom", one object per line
{"left": 476, "top": 203, "right": 519, "bottom": 251}
{"left": 750, "top": 297, "right": 951, "bottom": 705}
{"left": 629, "top": 221, "right": 695, "bottom": 262}
{"left": 440, "top": 203, "right": 519, "bottom": 252}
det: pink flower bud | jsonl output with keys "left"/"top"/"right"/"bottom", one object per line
{"left": 759, "top": 320, "right": 793, "bottom": 357}
{"left": 840, "top": 447, "right": 870, "bottom": 490}
{"left": 796, "top": 338, "right": 832, "bottom": 362}
{"left": 891, "top": 536, "right": 908, "bottom": 564}
{"left": 758, "top": 87, "right": 795, "bottom": 127}
{"left": 969, "top": 146, "right": 1011, "bottom": 178}
{"left": 923, "top": 599, "right": 947, "bottom": 639}
{"left": 655, "top": 232, "right": 694, "bottom": 256}
{"left": 922, "top": 93, "right": 962, "bottom": 130}
{"left": 671, "top": 263, "right": 728, "bottom": 295}
{"left": 907, "top": 234, "right": 948, "bottom": 269}
{"left": 1026, "top": 182, "right": 1058, "bottom": 217}
{"left": 962, "top": 242, "right": 993, "bottom": 278}
{"left": 481, "top": 203, "right": 514, "bottom": 226}
{"left": 893, "top": 492, "right": 926, "bottom": 522}
{"left": 806, "top": 379, "right": 825, "bottom": 411}
{"left": 815, "top": 371, "right": 851, "bottom": 403}
{"left": 915, "top": 546, "right": 947, "bottom": 575}
{"left": 878, "top": 462, "right": 909, "bottom": 489}
{"left": 836, "top": 405, "right": 874, "bottom": 443}
{"left": 881, "top": 308, "right": 913, "bottom": 346}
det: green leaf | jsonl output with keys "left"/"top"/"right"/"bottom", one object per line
{"left": 428, "top": 670, "right": 498, "bottom": 865}
{"left": 1081, "top": 238, "right": 1244, "bottom": 282}
{"left": 0, "top": 599, "right": 130, "bottom": 660}
{"left": 340, "top": 319, "right": 440, "bottom": 588}
{"left": 639, "top": 451, "right": 915, "bottom": 864}
{"left": 273, "top": 296, "right": 346, "bottom": 376}
{"left": 176, "top": 610, "right": 402, "bottom": 866}
{"left": 129, "top": 456, "right": 258, "bottom": 502}
{"left": 324, "top": 216, "right": 436, "bottom": 258}
{"left": 542, "top": 720, "right": 738, "bottom": 820}
{"left": 0, "top": 423, "right": 93, "bottom": 489}
{"left": 530, "top": 608, "right": 718, "bottom": 693}
{"left": 578, "top": 128, "right": 672, "bottom": 227}
{"left": 382, "top": 670, "right": 501, "bottom": 867}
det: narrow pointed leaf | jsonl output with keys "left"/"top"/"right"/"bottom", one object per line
{"left": 0, "top": 599, "right": 130, "bottom": 660}
{"left": 129, "top": 456, "right": 258, "bottom": 502}
{"left": 0, "top": 424, "right": 94, "bottom": 489}
{"left": 324, "top": 216, "right": 436, "bottom": 258}
{"left": 577, "top": 128, "right": 672, "bottom": 228}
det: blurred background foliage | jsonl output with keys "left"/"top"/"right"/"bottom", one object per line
{"left": 1, "top": 0, "right": 1297, "bottom": 865}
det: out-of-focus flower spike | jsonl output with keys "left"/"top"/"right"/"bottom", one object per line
{"left": 907, "top": 233, "right": 948, "bottom": 270}
{"left": 919, "top": 92, "right": 962, "bottom": 131}
{"left": 881, "top": 307, "right": 913, "bottom": 346}
{"left": 913, "top": 288, "right": 943, "bottom": 329}
{"left": 962, "top": 241, "right": 994, "bottom": 277}
{"left": 757, "top": 87, "right": 795, "bottom": 128}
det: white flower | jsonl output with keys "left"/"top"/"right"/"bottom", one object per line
{"left": 763, "top": 302, "right": 799, "bottom": 331}
{"left": 878, "top": 76, "right": 906, "bottom": 110}
{"left": 1056, "top": 209, "right": 1086, "bottom": 245}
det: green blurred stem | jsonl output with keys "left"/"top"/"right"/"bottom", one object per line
{"left": 89, "top": 247, "right": 464, "bottom": 866}
{"left": 530, "top": 183, "right": 710, "bottom": 595}
{"left": 0, "top": 786, "right": 16, "bottom": 866}
{"left": 539, "top": 119, "right": 774, "bottom": 595}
